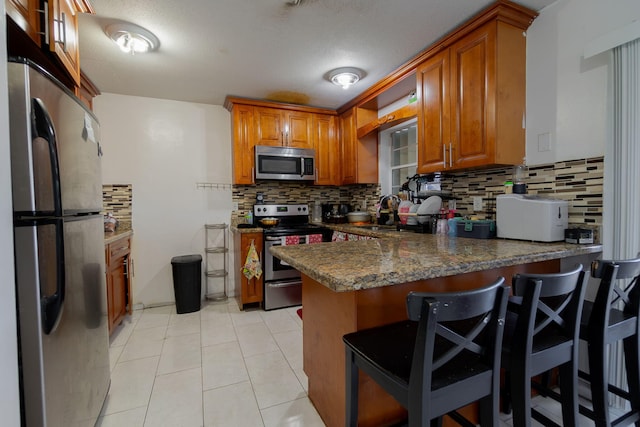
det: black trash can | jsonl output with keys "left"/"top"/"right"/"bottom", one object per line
{"left": 171, "top": 254, "right": 202, "bottom": 314}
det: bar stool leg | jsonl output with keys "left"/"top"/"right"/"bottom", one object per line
{"left": 345, "top": 348, "right": 359, "bottom": 427}
{"left": 510, "top": 362, "right": 532, "bottom": 427}
{"left": 588, "top": 340, "right": 611, "bottom": 427}
{"left": 623, "top": 333, "right": 640, "bottom": 427}
{"left": 558, "top": 361, "right": 578, "bottom": 426}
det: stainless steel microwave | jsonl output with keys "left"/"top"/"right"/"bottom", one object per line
{"left": 255, "top": 145, "right": 315, "bottom": 181}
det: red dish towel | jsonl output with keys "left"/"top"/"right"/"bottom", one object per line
{"left": 283, "top": 235, "right": 301, "bottom": 245}
{"left": 307, "top": 234, "right": 323, "bottom": 244}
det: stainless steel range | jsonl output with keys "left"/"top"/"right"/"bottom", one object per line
{"left": 254, "top": 204, "right": 331, "bottom": 310}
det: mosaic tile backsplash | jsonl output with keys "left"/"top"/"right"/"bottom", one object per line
{"left": 103, "top": 184, "right": 133, "bottom": 223}
{"left": 232, "top": 156, "right": 604, "bottom": 238}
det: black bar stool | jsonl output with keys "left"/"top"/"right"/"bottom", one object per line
{"left": 343, "top": 278, "right": 509, "bottom": 427}
{"left": 578, "top": 257, "right": 640, "bottom": 427}
{"left": 501, "top": 265, "right": 587, "bottom": 427}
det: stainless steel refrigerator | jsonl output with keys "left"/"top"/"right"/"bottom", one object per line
{"left": 8, "top": 59, "right": 110, "bottom": 427}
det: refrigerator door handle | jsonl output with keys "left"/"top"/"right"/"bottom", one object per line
{"left": 41, "top": 218, "right": 66, "bottom": 334}
{"left": 31, "top": 98, "right": 63, "bottom": 216}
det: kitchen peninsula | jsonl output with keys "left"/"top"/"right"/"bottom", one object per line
{"left": 270, "top": 233, "right": 601, "bottom": 427}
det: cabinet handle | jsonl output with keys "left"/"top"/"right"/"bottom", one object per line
{"left": 443, "top": 144, "right": 447, "bottom": 169}
{"left": 123, "top": 257, "right": 129, "bottom": 278}
{"left": 130, "top": 258, "right": 134, "bottom": 277}
{"left": 449, "top": 142, "right": 453, "bottom": 168}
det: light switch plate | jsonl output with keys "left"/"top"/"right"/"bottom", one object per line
{"left": 232, "top": 202, "right": 239, "bottom": 210}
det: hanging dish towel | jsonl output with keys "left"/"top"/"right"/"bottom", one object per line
{"left": 307, "top": 234, "right": 323, "bottom": 244}
{"left": 281, "top": 235, "right": 301, "bottom": 245}
{"left": 242, "top": 240, "right": 262, "bottom": 280}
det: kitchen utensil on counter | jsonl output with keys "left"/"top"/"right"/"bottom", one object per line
{"left": 347, "top": 211, "right": 371, "bottom": 223}
{"left": 398, "top": 199, "right": 414, "bottom": 225}
{"left": 312, "top": 203, "right": 322, "bottom": 223}
{"left": 417, "top": 196, "right": 442, "bottom": 216}
{"left": 513, "top": 164, "right": 528, "bottom": 194}
{"left": 259, "top": 217, "right": 280, "bottom": 227}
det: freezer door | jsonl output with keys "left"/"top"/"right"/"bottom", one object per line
{"left": 8, "top": 61, "right": 102, "bottom": 216}
{"left": 15, "top": 215, "right": 110, "bottom": 426}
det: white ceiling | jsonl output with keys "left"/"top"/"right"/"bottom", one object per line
{"left": 78, "top": 0, "right": 556, "bottom": 110}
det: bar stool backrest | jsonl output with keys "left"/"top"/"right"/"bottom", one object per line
{"left": 590, "top": 257, "right": 640, "bottom": 329}
{"left": 510, "top": 265, "right": 587, "bottom": 359}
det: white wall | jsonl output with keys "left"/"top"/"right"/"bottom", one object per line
{"left": 95, "top": 94, "right": 233, "bottom": 307}
{"left": 0, "top": 8, "right": 23, "bottom": 425}
{"left": 526, "top": 0, "right": 640, "bottom": 165}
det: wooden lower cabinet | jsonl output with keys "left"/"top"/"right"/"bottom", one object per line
{"left": 233, "top": 231, "right": 264, "bottom": 309}
{"left": 105, "top": 235, "right": 132, "bottom": 334}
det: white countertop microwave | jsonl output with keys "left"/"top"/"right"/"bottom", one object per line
{"left": 255, "top": 145, "right": 315, "bottom": 181}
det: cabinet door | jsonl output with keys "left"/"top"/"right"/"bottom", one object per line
{"left": 232, "top": 105, "right": 255, "bottom": 184}
{"left": 47, "top": 0, "right": 81, "bottom": 86}
{"left": 6, "top": 0, "right": 40, "bottom": 45}
{"left": 417, "top": 49, "right": 451, "bottom": 173}
{"left": 254, "top": 107, "right": 284, "bottom": 147}
{"left": 340, "top": 108, "right": 357, "bottom": 184}
{"left": 286, "top": 111, "right": 313, "bottom": 149}
{"left": 108, "top": 258, "right": 127, "bottom": 331}
{"left": 240, "top": 233, "right": 263, "bottom": 305}
{"left": 314, "top": 114, "right": 340, "bottom": 185}
{"left": 450, "top": 23, "right": 495, "bottom": 169}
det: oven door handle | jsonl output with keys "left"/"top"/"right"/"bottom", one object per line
{"left": 267, "top": 281, "right": 302, "bottom": 288}
{"left": 265, "top": 236, "right": 282, "bottom": 242}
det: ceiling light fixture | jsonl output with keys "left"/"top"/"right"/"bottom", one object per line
{"left": 328, "top": 67, "right": 364, "bottom": 90}
{"left": 106, "top": 23, "right": 159, "bottom": 55}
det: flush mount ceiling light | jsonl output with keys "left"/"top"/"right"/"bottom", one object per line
{"left": 106, "top": 23, "right": 159, "bottom": 55}
{"left": 328, "top": 67, "right": 364, "bottom": 90}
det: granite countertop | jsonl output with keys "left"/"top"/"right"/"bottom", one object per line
{"left": 270, "top": 233, "right": 602, "bottom": 292}
{"left": 104, "top": 224, "right": 133, "bottom": 245}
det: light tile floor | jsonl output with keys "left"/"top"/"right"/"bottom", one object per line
{"left": 97, "top": 299, "right": 609, "bottom": 427}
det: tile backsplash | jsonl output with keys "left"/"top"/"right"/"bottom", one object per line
{"left": 232, "top": 183, "right": 381, "bottom": 221}
{"left": 103, "top": 184, "right": 133, "bottom": 224}
{"left": 443, "top": 157, "right": 603, "bottom": 225}
{"left": 230, "top": 156, "right": 604, "bottom": 238}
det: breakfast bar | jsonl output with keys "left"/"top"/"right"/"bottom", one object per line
{"left": 270, "top": 233, "right": 602, "bottom": 427}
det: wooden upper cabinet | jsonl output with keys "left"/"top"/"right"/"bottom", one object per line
{"left": 77, "top": 70, "right": 101, "bottom": 110}
{"left": 314, "top": 114, "right": 340, "bottom": 186}
{"left": 340, "top": 108, "right": 378, "bottom": 185}
{"left": 254, "top": 107, "right": 313, "bottom": 149}
{"left": 417, "top": 5, "right": 531, "bottom": 173}
{"left": 5, "top": 0, "right": 40, "bottom": 46}
{"left": 47, "top": 0, "right": 81, "bottom": 86}
{"left": 340, "top": 108, "right": 357, "bottom": 184}
{"left": 417, "top": 49, "right": 450, "bottom": 173}
{"left": 231, "top": 104, "right": 255, "bottom": 185}
{"left": 225, "top": 97, "right": 336, "bottom": 185}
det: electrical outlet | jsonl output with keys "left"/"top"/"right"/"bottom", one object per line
{"left": 473, "top": 196, "right": 483, "bottom": 211}
{"left": 232, "top": 202, "right": 239, "bottom": 211}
